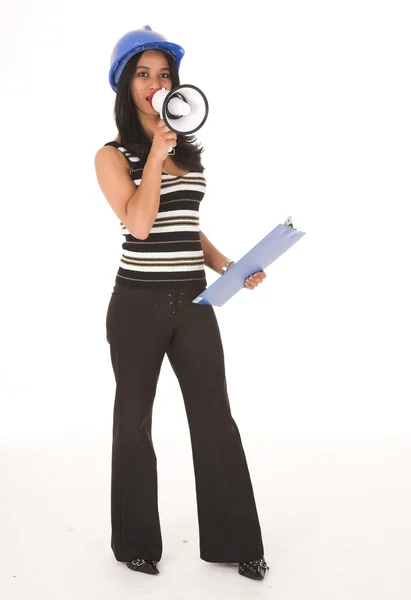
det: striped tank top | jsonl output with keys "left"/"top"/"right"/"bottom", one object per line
{"left": 104, "top": 141, "right": 208, "bottom": 289}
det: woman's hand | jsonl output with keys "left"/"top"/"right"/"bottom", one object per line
{"left": 244, "top": 270, "right": 266, "bottom": 290}
{"left": 227, "top": 262, "right": 267, "bottom": 290}
{"left": 150, "top": 119, "right": 177, "bottom": 162}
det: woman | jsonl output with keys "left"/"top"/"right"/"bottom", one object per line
{"left": 94, "top": 25, "right": 269, "bottom": 581}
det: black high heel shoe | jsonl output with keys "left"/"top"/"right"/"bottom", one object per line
{"left": 238, "top": 556, "right": 269, "bottom": 580}
{"left": 126, "top": 558, "right": 159, "bottom": 575}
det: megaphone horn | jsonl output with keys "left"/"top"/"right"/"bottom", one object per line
{"left": 148, "top": 84, "right": 209, "bottom": 154}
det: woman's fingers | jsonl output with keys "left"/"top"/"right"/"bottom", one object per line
{"left": 245, "top": 271, "right": 266, "bottom": 289}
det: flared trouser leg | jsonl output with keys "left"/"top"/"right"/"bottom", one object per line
{"left": 166, "top": 303, "right": 264, "bottom": 563}
{"left": 106, "top": 288, "right": 170, "bottom": 562}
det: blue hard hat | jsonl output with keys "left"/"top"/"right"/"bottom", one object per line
{"left": 109, "top": 25, "right": 185, "bottom": 92}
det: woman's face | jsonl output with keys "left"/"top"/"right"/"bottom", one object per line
{"left": 130, "top": 49, "right": 173, "bottom": 117}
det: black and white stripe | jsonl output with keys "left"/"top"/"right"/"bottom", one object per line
{"left": 104, "top": 141, "right": 207, "bottom": 288}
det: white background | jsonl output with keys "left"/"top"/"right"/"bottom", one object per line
{"left": 0, "top": 1, "right": 410, "bottom": 598}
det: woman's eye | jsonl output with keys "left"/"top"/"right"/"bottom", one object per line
{"left": 136, "top": 72, "right": 170, "bottom": 78}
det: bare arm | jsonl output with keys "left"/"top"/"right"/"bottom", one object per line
{"left": 200, "top": 230, "right": 232, "bottom": 274}
{"left": 126, "top": 154, "right": 164, "bottom": 238}
{"left": 94, "top": 146, "right": 163, "bottom": 239}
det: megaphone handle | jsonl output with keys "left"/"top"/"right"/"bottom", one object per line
{"left": 161, "top": 105, "right": 175, "bottom": 155}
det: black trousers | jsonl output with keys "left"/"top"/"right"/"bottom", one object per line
{"left": 105, "top": 280, "right": 264, "bottom": 563}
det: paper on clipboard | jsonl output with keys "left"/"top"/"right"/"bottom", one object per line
{"left": 192, "top": 217, "right": 305, "bottom": 307}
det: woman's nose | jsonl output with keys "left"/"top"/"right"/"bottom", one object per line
{"left": 149, "top": 77, "right": 167, "bottom": 88}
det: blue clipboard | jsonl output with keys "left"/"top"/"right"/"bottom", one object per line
{"left": 192, "top": 217, "right": 305, "bottom": 306}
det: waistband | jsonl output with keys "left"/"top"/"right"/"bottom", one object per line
{"left": 112, "top": 278, "right": 207, "bottom": 306}
{"left": 114, "top": 273, "right": 207, "bottom": 290}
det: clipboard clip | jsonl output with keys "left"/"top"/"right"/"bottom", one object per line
{"left": 284, "top": 216, "right": 295, "bottom": 229}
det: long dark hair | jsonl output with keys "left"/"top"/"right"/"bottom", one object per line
{"left": 113, "top": 51, "right": 205, "bottom": 173}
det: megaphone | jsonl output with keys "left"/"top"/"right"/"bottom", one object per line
{"left": 148, "top": 84, "right": 209, "bottom": 155}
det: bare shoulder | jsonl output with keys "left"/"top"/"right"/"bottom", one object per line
{"left": 94, "top": 144, "right": 129, "bottom": 172}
